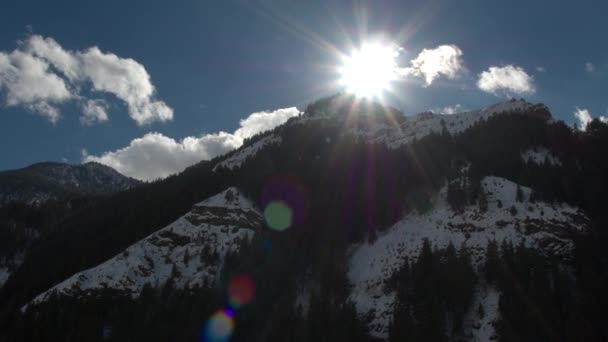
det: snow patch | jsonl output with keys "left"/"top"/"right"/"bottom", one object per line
{"left": 521, "top": 146, "right": 562, "bottom": 166}
{"left": 465, "top": 285, "right": 500, "bottom": 341}
{"left": 0, "top": 267, "right": 10, "bottom": 288}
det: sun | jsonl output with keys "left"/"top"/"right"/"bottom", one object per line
{"left": 339, "top": 42, "right": 401, "bottom": 98}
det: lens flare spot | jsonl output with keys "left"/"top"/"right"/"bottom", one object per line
{"left": 264, "top": 200, "right": 293, "bottom": 231}
{"left": 228, "top": 275, "right": 256, "bottom": 308}
{"left": 203, "top": 309, "right": 234, "bottom": 342}
{"left": 263, "top": 239, "right": 272, "bottom": 249}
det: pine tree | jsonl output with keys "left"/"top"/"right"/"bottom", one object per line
{"left": 183, "top": 248, "right": 190, "bottom": 265}
{"left": 516, "top": 184, "right": 524, "bottom": 202}
{"left": 484, "top": 240, "right": 500, "bottom": 284}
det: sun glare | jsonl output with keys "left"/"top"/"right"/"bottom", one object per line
{"left": 339, "top": 42, "right": 401, "bottom": 98}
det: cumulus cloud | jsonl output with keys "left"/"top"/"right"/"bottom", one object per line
{"left": 0, "top": 35, "right": 172, "bottom": 125}
{"left": 431, "top": 104, "right": 464, "bottom": 115}
{"left": 574, "top": 107, "right": 608, "bottom": 131}
{"left": 83, "top": 132, "right": 241, "bottom": 181}
{"left": 403, "top": 45, "right": 464, "bottom": 86}
{"left": 234, "top": 107, "right": 299, "bottom": 139}
{"left": 84, "top": 107, "right": 300, "bottom": 181}
{"left": 477, "top": 65, "right": 535, "bottom": 96}
{"left": 0, "top": 50, "right": 72, "bottom": 122}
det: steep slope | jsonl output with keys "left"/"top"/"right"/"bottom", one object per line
{"left": 348, "top": 176, "right": 588, "bottom": 339}
{"left": 25, "top": 187, "right": 262, "bottom": 308}
{"left": 0, "top": 161, "right": 140, "bottom": 206}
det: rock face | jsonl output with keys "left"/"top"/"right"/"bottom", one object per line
{"left": 347, "top": 176, "right": 588, "bottom": 339}
{"left": 0, "top": 162, "right": 140, "bottom": 206}
{"left": 26, "top": 187, "right": 263, "bottom": 308}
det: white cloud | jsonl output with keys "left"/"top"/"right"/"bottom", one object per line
{"left": 83, "top": 132, "right": 241, "bottom": 181}
{"left": 81, "top": 99, "right": 109, "bottom": 125}
{"left": 0, "top": 35, "right": 172, "bottom": 125}
{"left": 574, "top": 108, "right": 592, "bottom": 130}
{"left": 431, "top": 104, "right": 464, "bottom": 115}
{"left": 75, "top": 47, "right": 173, "bottom": 125}
{"left": 84, "top": 107, "right": 300, "bottom": 180}
{"left": 234, "top": 107, "right": 299, "bottom": 139}
{"left": 0, "top": 50, "right": 72, "bottom": 121}
{"left": 477, "top": 65, "right": 535, "bottom": 96}
{"left": 403, "top": 45, "right": 464, "bottom": 86}
{"left": 585, "top": 62, "right": 595, "bottom": 73}
{"left": 574, "top": 107, "right": 608, "bottom": 131}
{"left": 536, "top": 66, "right": 546, "bottom": 72}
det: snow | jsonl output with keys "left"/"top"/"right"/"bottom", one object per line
{"left": 465, "top": 285, "right": 500, "bottom": 342}
{"left": 213, "top": 135, "right": 281, "bottom": 172}
{"left": 25, "top": 187, "right": 263, "bottom": 310}
{"left": 0, "top": 267, "right": 10, "bottom": 288}
{"left": 347, "top": 176, "right": 588, "bottom": 339}
{"left": 366, "top": 100, "right": 546, "bottom": 149}
{"left": 292, "top": 99, "right": 547, "bottom": 151}
{"left": 521, "top": 146, "right": 562, "bottom": 166}
{"left": 209, "top": 100, "right": 545, "bottom": 174}
{"left": 0, "top": 251, "right": 25, "bottom": 288}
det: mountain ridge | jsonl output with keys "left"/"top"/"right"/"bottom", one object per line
{"left": 0, "top": 161, "right": 140, "bottom": 206}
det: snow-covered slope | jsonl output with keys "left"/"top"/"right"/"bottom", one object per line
{"left": 26, "top": 187, "right": 263, "bottom": 309}
{"left": 351, "top": 99, "right": 548, "bottom": 149}
{"left": 296, "top": 97, "right": 549, "bottom": 150}
{"left": 348, "top": 176, "right": 588, "bottom": 339}
{"left": 213, "top": 135, "right": 281, "bottom": 172}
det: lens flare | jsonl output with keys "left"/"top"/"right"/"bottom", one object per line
{"left": 228, "top": 274, "right": 256, "bottom": 308}
{"left": 203, "top": 309, "right": 234, "bottom": 342}
{"left": 264, "top": 200, "right": 293, "bottom": 231}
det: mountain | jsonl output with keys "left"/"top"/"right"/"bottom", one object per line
{"left": 0, "top": 161, "right": 140, "bottom": 206}
{"left": 0, "top": 162, "right": 140, "bottom": 289}
{"left": 3, "top": 95, "right": 608, "bottom": 342}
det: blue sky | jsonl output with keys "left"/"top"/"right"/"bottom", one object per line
{"left": 1, "top": 0, "right": 607, "bottom": 179}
